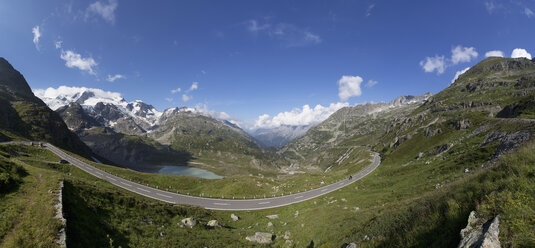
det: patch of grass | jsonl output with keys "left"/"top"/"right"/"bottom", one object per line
{"left": 0, "top": 153, "right": 63, "bottom": 247}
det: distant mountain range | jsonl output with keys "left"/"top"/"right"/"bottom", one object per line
{"left": 252, "top": 125, "right": 311, "bottom": 147}
{"left": 251, "top": 93, "right": 433, "bottom": 148}
{"left": 35, "top": 86, "right": 266, "bottom": 171}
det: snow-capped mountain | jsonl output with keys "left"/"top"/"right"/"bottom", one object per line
{"left": 34, "top": 86, "right": 243, "bottom": 135}
{"left": 34, "top": 86, "right": 162, "bottom": 133}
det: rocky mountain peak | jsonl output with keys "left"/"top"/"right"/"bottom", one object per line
{"left": 389, "top": 92, "right": 433, "bottom": 107}
{"left": 0, "top": 57, "right": 35, "bottom": 100}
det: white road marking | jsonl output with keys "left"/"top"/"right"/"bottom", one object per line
{"left": 213, "top": 202, "right": 229, "bottom": 206}
{"left": 121, "top": 182, "right": 132, "bottom": 187}
{"left": 95, "top": 172, "right": 103, "bottom": 176}
{"left": 258, "top": 201, "right": 270, "bottom": 205}
{"left": 106, "top": 176, "right": 117, "bottom": 181}
{"left": 294, "top": 196, "right": 303, "bottom": 199}
{"left": 136, "top": 187, "right": 150, "bottom": 193}
{"left": 321, "top": 188, "right": 329, "bottom": 192}
{"left": 156, "top": 193, "right": 172, "bottom": 198}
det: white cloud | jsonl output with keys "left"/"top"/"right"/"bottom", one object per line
{"left": 420, "top": 46, "right": 477, "bottom": 75}
{"left": 338, "top": 76, "right": 363, "bottom": 101}
{"left": 165, "top": 97, "right": 173, "bottom": 102}
{"left": 420, "top": 55, "right": 446, "bottom": 74}
{"left": 303, "top": 31, "right": 322, "bottom": 44}
{"left": 485, "top": 1, "right": 498, "bottom": 14}
{"left": 86, "top": 0, "right": 118, "bottom": 24}
{"left": 194, "top": 103, "right": 232, "bottom": 121}
{"left": 55, "top": 40, "right": 63, "bottom": 49}
{"left": 182, "top": 94, "right": 192, "bottom": 102}
{"left": 485, "top": 50, "right": 504, "bottom": 57}
{"left": 60, "top": 50, "right": 97, "bottom": 75}
{"left": 32, "top": 25, "right": 41, "bottom": 50}
{"left": 365, "top": 80, "right": 378, "bottom": 88}
{"left": 246, "top": 19, "right": 321, "bottom": 47}
{"left": 366, "top": 4, "right": 375, "bottom": 17}
{"left": 170, "top": 87, "right": 181, "bottom": 94}
{"left": 188, "top": 82, "right": 198, "bottom": 92}
{"left": 451, "top": 45, "right": 478, "bottom": 64}
{"left": 525, "top": 7, "right": 534, "bottom": 18}
{"left": 451, "top": 67, "right": 470, "bottom": 84}
{"left": 247, "top": 20, "right": 270, "bottom": 32}
{"left": 511, "top": 48, "right": 532, "bottom": 59}
{"left": 106, "top": 74, "right": 125, "bottom": 82}
{"left": 253, "top": 102, "right": 349, "bottom": 129}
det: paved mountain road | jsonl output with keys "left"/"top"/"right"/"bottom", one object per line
{"left": 3, "top": 141, "right": 381, "bottom": 211}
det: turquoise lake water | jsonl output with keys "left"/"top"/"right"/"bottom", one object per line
{"left": 156, "top": 165, "right": 222, "bottom": 179}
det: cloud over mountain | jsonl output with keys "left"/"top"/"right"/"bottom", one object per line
{"left": 253, "top": 102, "right": 348, "bottom": 129}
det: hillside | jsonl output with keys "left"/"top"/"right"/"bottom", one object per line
{"left": 0, "top": 58, "right": 90, "bottom": 156}
{"left": 279, "top": 93, "right": 432, "bottom": 171}
{"left": 149, "top": 108, "right": 274, "bottom": 173}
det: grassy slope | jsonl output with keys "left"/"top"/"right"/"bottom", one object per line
{"left": 0, "top": 128, "right": 533, "bottom": 247}
{"left": 0, "top": 144, "right": 63, "bottom": 247}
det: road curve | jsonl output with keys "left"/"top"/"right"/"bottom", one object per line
{"left": 3, "top": 141, "right": 381, "bottom": 211}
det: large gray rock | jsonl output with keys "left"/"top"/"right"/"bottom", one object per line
{"left": 481, "top": 131, "right": 531, "bottom": 158}
{"left": 246, "top": 232, "right": 274, "bottom": 244}
{"left": 181, "top": 217, "right": 197, "bottom": 228}
{"left": 458, "top": 211, "right": 501, "bottom": 248}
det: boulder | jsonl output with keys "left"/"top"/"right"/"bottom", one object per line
{"left": 267, "top": 222, "right": 273, "bottom": 227}
{"left": 266, "top": 214, "right": 279, "bottom": 219}
{"left": 206, "top": 220, "right": 219, "bottom": 228}
{"left": 341, "top": 243, "right": 357, "bottom": 248}
{"left": 245, "top": 232, "right": 274, "bottom": 244}
{"left": 231, "top": 213, "right": 240, "bottom": 221}
{"left": 181, "top": 217, "right": 197, "bottom": 228}
{"left": 458, "top": 211, "right": 500, "bottom": 248}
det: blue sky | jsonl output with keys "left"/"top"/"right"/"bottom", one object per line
{"left": 1, "top": 0, "right": 534, "bottom": 129}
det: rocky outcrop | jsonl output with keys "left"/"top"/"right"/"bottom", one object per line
{"left": 424, "top": 126, "right": 442, "bottom": 137}
{"left": 481, "top": 131, "right": 532, "bottom": 158}
{"left": 458, "top": 211, "right": 501, "bottom": 248}
{"left": 496, "top": 99, "right": 535, "bottom": 118}
{"left": 452, "top": 119, "right": 471, "bottom": 130}
{"left": 245, "top": 232, "right": 274, "bottom": 244}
